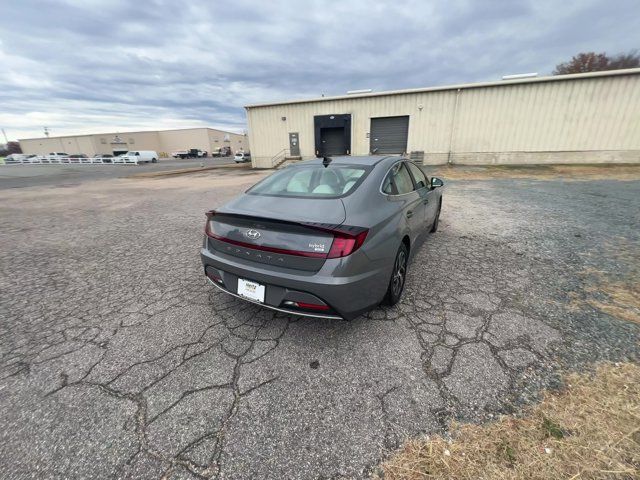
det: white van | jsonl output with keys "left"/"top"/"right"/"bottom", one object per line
{"left": 117, "top": 151, "right": 159, "bottom": 164}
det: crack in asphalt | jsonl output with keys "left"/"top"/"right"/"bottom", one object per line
{"left": 1, "top": 176, "right": 639, "bottom": 479}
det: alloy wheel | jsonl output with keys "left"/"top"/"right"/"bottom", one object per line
{"left": 391, "top": 249, "right": 407, "bottom": 297}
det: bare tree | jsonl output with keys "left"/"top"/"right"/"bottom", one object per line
{"left": 609, "top": 50, "right": 640, "bottom": 69}
{"left": 0, "top": 141, "right": 22, "bottom": 156}
{"left": 553, "top": 50, "right": 639, "bottom": 75}
{"left": 9, "top": 142, "right": 22, "bottom": 154}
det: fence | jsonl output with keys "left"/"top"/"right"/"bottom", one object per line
{"left": 3, "top": 156, "right": 141, "bottom": 165}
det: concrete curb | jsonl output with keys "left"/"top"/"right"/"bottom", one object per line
{"left": 127, "top": 163, "right": 252, "bottom": 178}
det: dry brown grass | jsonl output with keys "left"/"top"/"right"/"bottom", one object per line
{"left": 576, "top": 262, "right": 640, "bottom": 325}
{"left": 586, "top": 282, "right": 640, "bottom": 325}
{"left": 378, "top": 363, "right": 640, "bottom": 480}
{"left": 428, "top": 164, "right": 640, "bottom": 181}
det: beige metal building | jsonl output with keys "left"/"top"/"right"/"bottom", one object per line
{"left": 245, "top": 68, "right": 640, "bottom": 168}
{"left": 19, "top": 127, "right": 249, "bottom": 157}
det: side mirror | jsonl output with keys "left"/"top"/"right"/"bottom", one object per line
{"left": 431, "top": 177, "right": 444, "bottom": 188}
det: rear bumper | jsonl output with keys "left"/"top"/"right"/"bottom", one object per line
{"left": 200, "top": 247, "right": 388, "bottom": 320}
{"left": 205, "top": 277, "right": 343, "bottom": 320}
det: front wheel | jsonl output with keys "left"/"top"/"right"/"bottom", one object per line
{"left": 383, "top": 243, "right": 408, "bottom": 306}
{"left": 151, "top": 158, "right": 157, "bottom": 163}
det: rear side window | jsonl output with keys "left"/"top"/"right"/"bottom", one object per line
{"left": 383, "top": 162, "right": 414, "bottom": 195}
{"left": 406, "top": 162, "right": 428, "bottom": 189}
{"left": 248, "top": 165, "right": 369, "bottom": 198}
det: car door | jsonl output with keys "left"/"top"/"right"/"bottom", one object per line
{"left": 383, "top": 162, "right": 423, "bottom": 244}
{"left": 405, "top": 161, "right": 437, "bottom": 227}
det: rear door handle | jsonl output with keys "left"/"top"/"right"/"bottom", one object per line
{"left": 406, "top": 210, "right": 413, "bottom": 218}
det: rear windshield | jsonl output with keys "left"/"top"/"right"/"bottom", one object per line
{"left": 248, "top": 165, "right": 369, "bottom": 198}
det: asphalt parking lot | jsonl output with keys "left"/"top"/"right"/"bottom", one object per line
{"left": 0, "top": 156, "right": 236, "bottom": 190}
{"left": 1, "top": 166, "right": 638, "bottom": 479}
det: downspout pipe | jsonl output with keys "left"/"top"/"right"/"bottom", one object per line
{"left": 447, "top": 88, "right": 461, "bottom": 165}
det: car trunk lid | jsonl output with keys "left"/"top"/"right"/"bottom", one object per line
{"left": 219, "top": 195, "right": 346, "bottom": 225}
{"left": 207, "top": 196, "right": 346, "bottom": 272}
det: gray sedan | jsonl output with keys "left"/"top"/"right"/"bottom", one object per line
{"left": 200, "top": 155, "right": 444, "bottom": 319}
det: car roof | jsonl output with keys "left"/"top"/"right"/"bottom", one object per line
{"left": 295, "top": 155, "right": 403, "bottom": 167}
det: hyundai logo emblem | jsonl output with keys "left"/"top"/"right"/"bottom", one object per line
{"left": 245, "top": 229, "right": 261, "bottom": 240}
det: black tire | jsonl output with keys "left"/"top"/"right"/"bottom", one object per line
{"left": 151, "top": 158, "right": 157, "bottom": 163}
{"left": 384, "top": 243, "right": 409, "bottom": 306}
{"left": 430, "top": 202, "right": 441, "bottom": 233}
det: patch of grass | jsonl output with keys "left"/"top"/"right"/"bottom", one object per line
{"left": 378, "top": 363, "right": 640, "bottom": 479}
{"left": 497, "top": 439, "right": 517, "bottom": 467}
{"left": 541, "top": 416, "right": 565, "bottom": 440}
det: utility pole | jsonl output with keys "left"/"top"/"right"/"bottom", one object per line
{"left": 44, "top": 127, "right": 50, "bottom": 137}
{"left": 1, "top": 128, "right": 8, "bottom": 144}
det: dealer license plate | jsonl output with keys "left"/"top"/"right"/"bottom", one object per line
{"left": 237, "top": 278, "right": 265, "bottom": 303}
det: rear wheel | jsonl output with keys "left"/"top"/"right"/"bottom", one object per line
{"left": 384, "top": 243, "right": 408, "bottom": 306}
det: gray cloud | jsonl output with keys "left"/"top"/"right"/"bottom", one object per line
{"left": 1, "top": 0, "right": 637, "bottom": 139}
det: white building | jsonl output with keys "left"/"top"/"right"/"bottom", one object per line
{"left": 20, "top": 127, "right": 249, "bottom": 157}
{"left": 245, "top": 68, "right": 640, "bottom": 168}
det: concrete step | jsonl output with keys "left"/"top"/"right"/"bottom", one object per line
{"left": 275, "top": 156, "right": 303, "bottom": 169}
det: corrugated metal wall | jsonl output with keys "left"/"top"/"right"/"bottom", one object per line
{"left": 246, "top": 71, "right": 640, "bottom": 167}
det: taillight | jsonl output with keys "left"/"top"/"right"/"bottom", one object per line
{"left": 204, "top": 210, "right": 368, "bottom": 259}
{"left": 204, "top": 210, "right": 216, "bottom": 236}
{"left": 326, "top": 229, "right": 368, "bottom": 258}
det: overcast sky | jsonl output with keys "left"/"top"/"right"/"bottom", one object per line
{"left": 1, "top": 0, "right": 637, "bottom": 140}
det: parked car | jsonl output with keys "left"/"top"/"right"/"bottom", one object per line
{"left": 190, "top": 149, "right": 207, "bottom": 158}
{"left": 213, "top": 147, "right": 232, "bottom": 157}
{"left": 68, "top": 154, "right": 89, "bottom": 163}
{"left": 92, "top": 153, "right": 113, "bottom": 163}
{"left": 234, "top": 151, "right": 251, "bottom": 163}
{"left": 172, "top": 149, "right": 207, "bottom": 159}
{"left": 93, "top": 154, "right": 114, "bottom": 163}
{"left": 118, "top": 151, "right": 158, "bottom": 163}
{"left": 4, "top": 154, "right": 31, "bottom": 163}
{"left": 201, "top": 155, "right": 444, "bottom": 320}
{"left": 171, "top": 150, "right": 189, "bottom": 159}
{"left": 46, "top": 152, "right": 69, "bottom": 160}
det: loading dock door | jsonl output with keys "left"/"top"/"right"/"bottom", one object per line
{"left": 314, "top": 114, "right": 351, "bottom": 157}
{"left": 320, "top": 127, "right": 347, "bottom": 155}
{"left": 370, "top": 116, "right": 409, "bottom": 154}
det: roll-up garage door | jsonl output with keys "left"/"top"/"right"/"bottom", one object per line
{"left": 370, "top": 116, "right": 409, "bottom": 154}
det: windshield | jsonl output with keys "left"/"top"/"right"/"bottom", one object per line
{"left": 247, "top": 165, "right": 369, "bottom": 198}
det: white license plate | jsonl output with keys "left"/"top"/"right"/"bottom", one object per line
{"left": 237, "top": 278, "right": 265, "bottom": 303}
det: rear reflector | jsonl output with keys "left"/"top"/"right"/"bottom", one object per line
{"left": 283, "top": 300, "right": 330, "bottom": 311}
{"left": 205, "top": 210, "right": 368, "bottom": 259}
{"left": 296, "top": 302, "right": 330, "bottom": 311}
{"left": 205, "top": 270, "right": 223, "bottom": 283}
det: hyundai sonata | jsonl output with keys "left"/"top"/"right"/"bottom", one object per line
{"left": 201, "top": 155, "right": 444, "bottom": 320}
